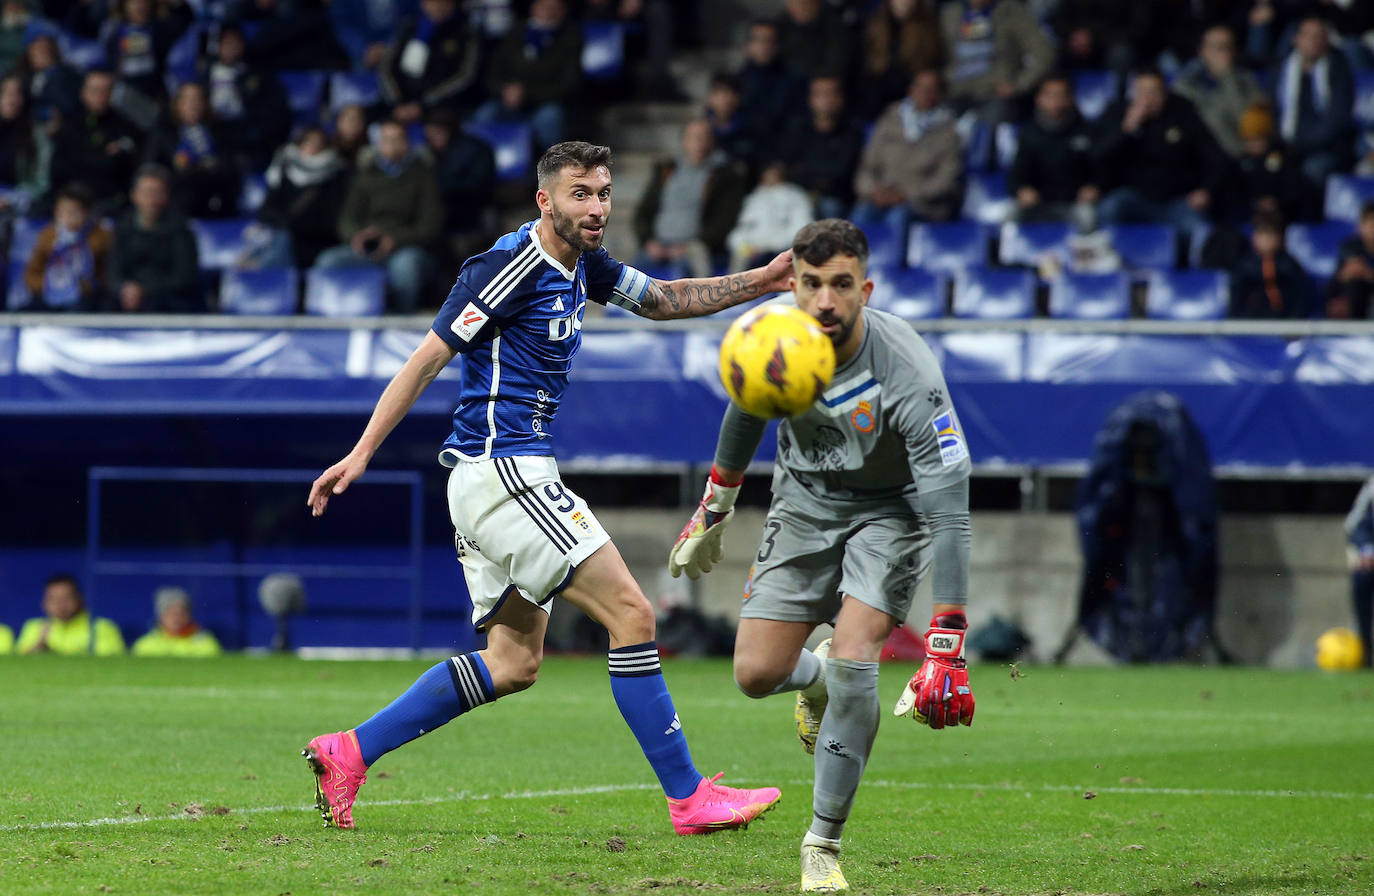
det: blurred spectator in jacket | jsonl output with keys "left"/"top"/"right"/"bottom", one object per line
{"left": 1325, "top": 200, "right": 1374, "bottom": 320}
{"left": 583, "top": 0, "right": 685, "bottom": 101}
{"left": 380, "top": 0, "right": 482, "bottom": 124}
{"left": 0, "top": 0, "right": 50, "bottom": 78}
{"left": 21, "top": 33, "right": 82, "bottom": 126}
{"left": 633, "top": 118, "right": 747, "bottom": 279}
{"left": 422, "top": 107, "right": 496, "bottom": 263}
{"left": 1094, "top": 70, "right": 1226, "bottom": 239}
{"left": 315, "top": 119, "right": 442, "bottom": 312}
{"left": 858, "top": 0, "right": 946, "bottom": 120}
{"left": 1229, "top": 210, "right": 1313, "bottom": 319}
{"left": 132, "top": 586, "right": 222, "bottom": 657}
{"left": 1008, "top": 73, "right": 1099, "bottom": 229}
{"left": 144, "top": 81, "right": 238, "bottom": 218}
{"left": 330, "top": 0, "right": 416, "bottom": 71}
{"left": 107, "top": 163, "right": 200, "bottom": 311}
{"left": 1048, "top": 0, "right": 1141, "bottom": 74}
{"left": 254, "top": 125, "right": 348, "bottom": 269}
{"left": 16, "top": 573, "right": 126, "bottom": 656}
{"left": 1232, "top": 103, "right": 1316, "bottom": 224}
{"left": 203, "top": 24, "right": 292, "bottom": 172}
{"left": 1173, "top": 25, "right": 1267, "bottom": 159}
{"left": 781, "top": 74, "right": 864, "bottom": 220}
{"left": 331, "top": 102, "right": 369, "bottom": 165}
{"left": 21, "top": 182, "right": 110, "bottom": 310}
{"left": 0, "top": 72, "right": 49, "bottom": 204}
{"left": 777, "top": 0, "right": 857, "bottom": 84}
{"left": 939, "top": 0, "right": 1053, "bottom": 122}
{"left": 50, "top": 69, "right": 140, "bottom": 212}
{"left": 1345, "top": 476, "right": 1374, "bottom": 666}
{"left": 735, "top": 19, "right": 803, "bottom": 163}
{"left": 1274, "top": 16, "right": 1355, "bottom": 189}
{"left": 99, "top": 0, "right": 191, "bottom": 109}
{"left": 227, "top": 0, "right": 347, "bottom": 71}
{"left": 851, "top": 68, "right": 963, "bottom": 236}
{"left": 474, "top": 0, "right": 582, "bottom": 153}
{"left": 725, "top": 160, "right": 814, "bottom": 272}
{"left": 703, "top": 72, "right": 756, "bottom": 168}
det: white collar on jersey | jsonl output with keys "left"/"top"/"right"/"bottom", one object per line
{"left": 528, "top": 220, "right": 576, "bottom": 281}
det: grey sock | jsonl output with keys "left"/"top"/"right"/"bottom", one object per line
{"left": 809, "top": 657, "right": 879, "bottom": 841}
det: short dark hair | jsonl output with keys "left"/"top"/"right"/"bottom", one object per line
{"left": 133, "top": 162, "right": 171, "bottom": 188}
{"left": 1360, "top": 199, "right": 1374, "bottom": 222}
{"left": 1038, "top": 71, "right": 1073, "bottom": 94}
{"left": 55, "top": 182, "right": 94, "bottom": 209}
{"left": 537, "top": 141, "right": 613, "bottom": 189}
{"left": 793, "top": 219, "right": 869, "bottom": 271}
{"left": 709, "top": 71, "right": 740, "bottom": 93}
{"left": 1252, "top": 209, "right": 1285, "bottom": 236}
{"left": 44, "top": 573, "right": 82, "bottom": 595}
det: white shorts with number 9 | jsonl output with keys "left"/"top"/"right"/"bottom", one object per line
{"left": 447, "top": 455, "right": 610, "bottom": 631}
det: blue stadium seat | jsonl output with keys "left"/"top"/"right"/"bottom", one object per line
{"left": 961, "top": 117, "right": 993, "bottom": 171}
{"left": 869, "top": 266, "right": 947, "bottom": 320}
{"left": 468, "top": 120, "right": 533, "bottom": 182}
{"left": 997, "top": 220, "right": 1071, "bottom": 267}
{"left": 6, "top": 257, "right": 29, "bottom": 309}
{"left": 330, "top": 71, "right": 381, "bottom": 113}
{"left": 219, "top": 267, "right": 299, "bottom": 315}
{"left": 1286, "top": 221, "right": 1354, "bottom": 280}
{"left": 1144, "top": 269, "right": 1230, "bottom": 320}
{"left": 859, "top": 220, "right": 903, "bottom": 269}
{"left": 239, "top": 173, "right": 269, "bottom": 214}
{"left": 58, "top": 33, "right": 105, "bottom": 70}
{"left": 961, "top": 170, "right": 1013, "bottom": 224}
{"left": 1106, "top": 224, "right": 1178, "bottom": 269}
{"left": 907, "top": 220, "right": 990, "bottom": 273}
{"left": 952, "top": 266, "right": 1036, "bottom": 319}
{"left": 304, "top": 266, "right": 387, "bottom": 317}
{"left": 581, "top": 21, "right": 625, "bottom": 80}
{"left": 1048, "top": 270, "right": 1131, "bottom": 320}
{"left": 1074, "top": 70, "right": 1118, "bottom": 120}
{"left": 9, "top": 217, "right": 46, "bottom": 263}
{"left": 1354, "top": 70, "right": 1374, "bottom": 130}
{"left": 165, "top": 23, "right": 204, "bottom": 84}
{"left": 191, "top": 218, "right": 256, "bottom": 271}
{"left": 1324, "top": 174, "right": 1374, "bottom": 224}
{"left": 279, "top": 71, "right": 327, "bottom": 126}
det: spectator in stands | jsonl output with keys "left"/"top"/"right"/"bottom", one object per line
{"left": 1274, "top": 16, "right": 1355, "bottom": 189}
{"left": 703, "top": 72, "right": 756, "bottom": 169}
{"left": 50, "top": 70, "right": 140, "bottom": 212}
{"left": 203, "top": 24, "right": 292, "bottom": 172}
{"left": 633, "top": 118, "right": 747, "bottom": 279}
{"left": 1232, "top": 103, "right": 1316, "bottom": 224}
{"left": 725, "top": 160, "right": 814, "bottom": 273}
{"left": 315, "top": 119, "right": 442, "bottom": 312}
{"left": 1008, "top": 73, "right": 1099, "bottom": 230}
{"left": 584, "top": 0, "right": 685, "bottom": 101}
{"left": 99, "top": 0, "right": 192, "bottom": 113}
{"left": 21, "top": 182, "right": 111, "bottom": 310}
{"left": 0, "top": 0, "right": 46, "bottom": 78}
{"left": 131, "top": 585, "right": 222, "bottom": 657}
{"left": 1174, "top": 25, "right": 1268, "bottom": 159}
{"left": 1048, "top": 0, "right": 1141, "bottom": 75}
{"left": 474, "top": 0, "right": 582, "bottom": 153}
{"left": 851, "top": 68, "right": 963, "bottom": 235}
{"left": 0, "top": 73, "right": 48, "bottom": 204}
{"left": 735, "top": 19, "right": 803, "bottom": 162}
{"left": 145, "top": 81, "right": 238, "bottom": 218}
{"left": 332, "top": 103, "right": 369, "bottom": 165}
{"left": 1229, "top": 210, "right": 1313, "bottom": 319}
{"left": 858, "top": 0, "right": 946, "bottom": 120}
{"left": 228, "top": 0, "right": 348, "bottom": 72}
{"left": 421, "top": 107, "right": 496, "bottom": 264}
{"left": 1325, "top": 200, "right": 1374, "bottom": 320}
{"left": 1345, "top": 475, "right": 1374, "bottom": 667}
{"left": 777, "top": 0, "right": 857, "bottom": 84}
{"left": 107, "top": 163, "right": 200, "bottom": 312}
{"left": 22, "top": 34, "right": 82, "bottom": 126}
{"left": 380, "top": 0, "right": 482, "bottom": 125}
{"left": 329, "top": 0, "right": 416, "bottom": 71}
{"left": 1094, "top": 70, "right": 1226, "bottom": 239}
{"left": 253, "top": 125, "right": 347, "bottom": 270}
{"left": 938, "top": 0, "right": 1054, "bottom": 122}
{"left": 780, "top": 74, "right": 865, "bottom": 220}
{"left": 16, "top": 573, "right": 126, "bottom": 655}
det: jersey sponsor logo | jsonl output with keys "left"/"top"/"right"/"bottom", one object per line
{"left": 932, "top": 411, "right": 969, "bottom": 466}
{"left": 804, "top": 424, "right": 847, "bottom": 470}
{"left": 850, "top": 400, "right": 876, "bottom": 433}
{"left": 451, "top": 302, "right": 489, "bottom": 342}
{"left": 547, "top": 301, "right": 586, "bottom": 341}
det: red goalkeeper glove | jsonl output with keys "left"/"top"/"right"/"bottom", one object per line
{"left": 893, "top": 612, "right": 975, "bottom": 729}
{"left": 667, "top": 469, "right": 741, "bottom": 580}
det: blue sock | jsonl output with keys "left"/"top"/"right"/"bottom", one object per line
{"left": 608, "top": 642, "right": 701, "bottom": 800}
{"left": 354, "top": 654, "right": 495, "bottom": 766}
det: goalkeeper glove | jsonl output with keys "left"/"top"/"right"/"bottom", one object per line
{"left": 667, "top": 469, "right": 741, "bottom": 580}
{"left": 893, "top": 611, "right": 975, "bottom": 729}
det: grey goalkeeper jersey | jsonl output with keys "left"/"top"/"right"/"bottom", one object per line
{"left": 771, "top": 308, "right": 972, "bottom": 515}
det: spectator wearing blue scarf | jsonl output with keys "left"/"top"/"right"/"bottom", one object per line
{"left": 21, "top": 182, "right": 111, "bottom": 310}
{"left": 145, "top": 81, "right": 238, "bottom": 218}
{"left": 99, "top": 0, "right": 192, "bottom": 106}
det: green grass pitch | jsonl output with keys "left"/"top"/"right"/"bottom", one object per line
{"left": 2, "top": 655, "right": 1371, "bottom": 895}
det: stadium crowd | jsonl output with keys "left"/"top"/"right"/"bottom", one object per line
{"left": 0, "top": 0, "right": 1372, "bottom": 318}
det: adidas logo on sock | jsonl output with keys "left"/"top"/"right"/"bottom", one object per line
{"left": 664, "top": 714, "right": 682, "bottom": 735}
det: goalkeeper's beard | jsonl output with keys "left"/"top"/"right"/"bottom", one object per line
{"left": 816, "top": 310, "right": 858, "bottom": 350}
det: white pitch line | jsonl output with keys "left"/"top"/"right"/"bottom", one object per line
{"left": 4, "top": 779, "right": 1372, "bottom": 834}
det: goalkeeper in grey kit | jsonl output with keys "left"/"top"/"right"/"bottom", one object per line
{"left": 669, "top": 219, "right": 976, "bottom": 894}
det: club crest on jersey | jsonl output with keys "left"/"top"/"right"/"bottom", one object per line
{"left": 570, "top": 511, "right": 590, "bottom": 531}
{"left": 451, "top": 302, "right": 489, "bottom": 342}
{"left": 931, "top": 411, "right": 969, "bottom": 466}
{"left": 850, "top": 400, "right": 875, "bottom": 433}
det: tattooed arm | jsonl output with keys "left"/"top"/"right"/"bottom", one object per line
{"left": 638, "top": 250, "right": 795, "bottom": 320}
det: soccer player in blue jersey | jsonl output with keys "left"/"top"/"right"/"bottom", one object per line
{"left": 302, "top": 141, "right": 792, "bottom": 836}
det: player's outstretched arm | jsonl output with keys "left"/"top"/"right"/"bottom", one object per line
{"left": 638, "top": 249, "right": 794, "bottom": 320}
{"left": 308, "top": 331, "right": 457, "bottom": 517}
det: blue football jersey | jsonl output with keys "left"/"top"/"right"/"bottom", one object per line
{"left": 431, "top": 221, "right": 651, "bottom": 463}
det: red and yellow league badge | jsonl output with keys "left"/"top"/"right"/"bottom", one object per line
{"left": 850, "top": 400, "right": 875, "bottom": 433}
{"left": 742, "top": 565, "right": 755, "bottom": 600}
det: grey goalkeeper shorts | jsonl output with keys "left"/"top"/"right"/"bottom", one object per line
{"left": 738, "top": 496, "right": 931, "bottom": 624}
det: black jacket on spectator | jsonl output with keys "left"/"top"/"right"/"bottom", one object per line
{"left": 485, "top": 17, "right": 583, "bottom": 107}
{"left": 1093, "top": 94, "right": 1227, "bottom": 201}
{"left": 229, "top": 0, "right": 348, "bottom": 71}
{"left": 736, "top": 59, "right": 804, "bottom": 157}
{"left": 380, "top": 13, "right": 482, "bottom": 111}
{"left": 1231, "top": 141, "right": 1317, "bottom": 223}
{"left": 27, "top": 62, "right": 83, "bottom": 124}
{"left": 1230, "top": 248, "right": 1314, "bottom": 319}
{"left": 258, "top": 144, "right": 350, "bottom": 268}
{"left": 780, "top": 115, "right": 865, "bottom": 210}
{"left": 200, "top": 65, "right": 292, "bottom": 172}
{"left": 1008, "top": 108, "right": 1098, "bottom": 203}
{"left": 143, "top": 121, "right": 241, "bottom": 218}
{"left": 429, "top": 134, "right": 495, "bottom": 235}
{"left": 778, "top": 5, "right": 857, "bottom": 82}
{"left": 51, "top": 110, "right": 141, "bottom": 207}
{"left": 107, "top": 210, "right": 201, "bottom": 312}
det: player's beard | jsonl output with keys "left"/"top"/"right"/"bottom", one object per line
{"left": 815, "top": 309, "right": 858, "bottom": 349}
{"left": 551, "top": 204, "right": 605, "bottom": 254}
